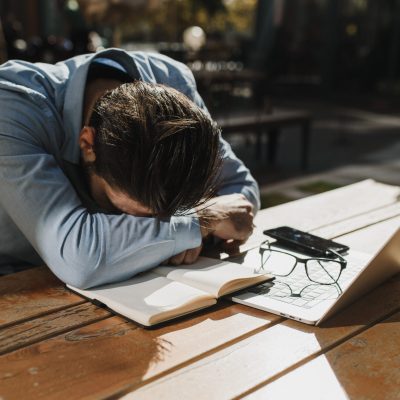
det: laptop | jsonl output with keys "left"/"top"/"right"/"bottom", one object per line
{"left": 230, "top": 227, "right": 400, "bottom": 325}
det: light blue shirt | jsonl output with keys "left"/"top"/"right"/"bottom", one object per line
{"left": 0, "top": 48, "right": 260, "bottom": 288}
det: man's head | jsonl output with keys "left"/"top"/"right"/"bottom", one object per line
{"left": 79, "top": 81, "right": 222, "bottom": 217}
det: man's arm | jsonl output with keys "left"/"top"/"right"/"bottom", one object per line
{"left": 0, "top": 54, "right": 260, "bottom": 287}
{"left": 0, "top": 92, "right": 202, "bottom": 288}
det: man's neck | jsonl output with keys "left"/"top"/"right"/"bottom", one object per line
{"left": 82, "top": 78, "right": 123, "bottom": 127}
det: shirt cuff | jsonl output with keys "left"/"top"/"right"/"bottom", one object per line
{"left": 169, "top": 214, "right": 202, "bottom": 255}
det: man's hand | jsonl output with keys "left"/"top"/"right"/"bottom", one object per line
{"left": 198, "top": 193, "right": 254, "bottom": 242}
{"left": 165, "top": 244, "right": 203, "bottom": 266}
{"left": 162, "top": 194, "right": 254, "bottom": 266}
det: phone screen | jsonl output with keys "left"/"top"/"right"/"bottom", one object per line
{"left": 263, "top": 226, "right": 349, "bottom": 256}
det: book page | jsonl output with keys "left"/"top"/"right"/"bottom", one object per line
{"left": 154, "top": 257, "right": 271, "bottom": 298}
{"left": 68, "top": 272, "right": 216, "bottom": 327}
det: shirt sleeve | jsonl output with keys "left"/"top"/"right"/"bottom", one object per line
{"left": 0, "top": 91, "right": 201, "bottom": 289}
{"left": 150, "top": 55, "right": 261, "bottom": 213}
{"left": 0, "top": 55, "right": 260, "bottom": 289}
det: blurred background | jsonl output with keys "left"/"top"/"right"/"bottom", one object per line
{"left": 1, "top": 0, "right": 400, "bottom": 206}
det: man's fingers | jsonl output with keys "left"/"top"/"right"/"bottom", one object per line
{"left": 241, "top": 201, "right": 254, "bottom": 213}
{"left": 221, "top": 239, "right": 244, "bottom": 253}
{"left": 168, "top": 244, "right": 203, "bottom": 266}
{"left": 236, "top": 195, "right": 253, "bottom": 212}
{"left": 238, "top": 230, "right": 252, "bottom": 241}
{"left": 183, "top": 244, "right": 202, "bottom": 264}
{"left": 200, "top": 193, "right": 255, "bottom": 243}
{"left": 168, "top": 250, "right": 186, "bottom": 266}
{"left": 232, "top": 211, "right": 254, "bottom": 233}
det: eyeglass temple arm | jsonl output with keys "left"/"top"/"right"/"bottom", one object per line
{"left": 326, "top": 248, "right": 347, "bottom": 264}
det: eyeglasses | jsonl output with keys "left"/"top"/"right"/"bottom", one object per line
{"left": 255, "top": 241, "right": 347, "bottom": 285}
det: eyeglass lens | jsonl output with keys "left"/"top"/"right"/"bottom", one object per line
{"left": 261, "top": 249, "right": 342, "bottom": 284}
{"left": 260, "top": 249, "right": 297, "bottom": 275}
{"left": 306, "top": 259, "right": 342, "bottom": 284}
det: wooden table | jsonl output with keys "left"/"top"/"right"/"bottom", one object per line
{"left": 1, "top": 180, "right": 399, "bottom": 400}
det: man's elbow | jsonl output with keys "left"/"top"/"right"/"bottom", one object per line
{"left": 49, "top": 252, "right": 105, "bottom": 289}
{"left": 62, "top": 267, "right": 99, "bottom": 289}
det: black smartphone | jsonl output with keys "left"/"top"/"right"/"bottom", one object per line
{"left": 263, "top": 226, "right": 349, "bottom": 257}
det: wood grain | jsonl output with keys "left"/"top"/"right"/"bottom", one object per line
{"left": 254, "top": 180, "right": 400, "bottom": 234}
{"left": 1, "top": 182, "right": 399, "bottom": 400}
{"left": 0, "top": 303, "right": 280, "bottom": 400}
{"left": 245, "top": 311, "right": 400, "bottom": 400}
{"left": 0, "top": 303, "right": 111, "bottom": 355}
{"left": 337, "top": 215, "right": 400, "bottom": 254}
{"left": 116, "top": 275, "right": 400, "bottom": 400}
{"left": 0, "top": 266, "right": 84, "bottom": 328}
{"left": 223, "top": 181, "right": 400, "bottom": 259}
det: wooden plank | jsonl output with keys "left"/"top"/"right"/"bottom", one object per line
{"left": 336, "top": 214, "right": 400, "bottom": 254}
{"left": 312, "top": 203, "right": 400, "bottom": 240}
{"left": 244, "top": 311, "right": 400, "bottom": 400}
{"left": 217, "top": 180, "right": 400, "bottom": 259}
{"left": 115, "top": 274, "right": 400, "bottom": 400}
{"left": 0, "top": 266, "right": 85, "bottom": 328}
{"left": 221, "top": 181, "right": 400, "bottom": 259}
{"left": 254, "top": 179, "right": 400, "bottom": 234}
{"left": 0, "top": 303, "right": 111, "bottom": 355}
{"left": 0, "top": 303, "right": 281, "bottom": 400}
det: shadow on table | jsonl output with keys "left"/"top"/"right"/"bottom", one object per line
{"left": 244, "top": 274, "right": 400, "bottom": 399}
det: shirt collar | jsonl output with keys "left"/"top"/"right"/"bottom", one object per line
{"left": 61, "top": 48, "right": 142, "bottom": 164}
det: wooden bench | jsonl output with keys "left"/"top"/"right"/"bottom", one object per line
{"left": 216, "top": 110, "right": 312, "bottom": 170}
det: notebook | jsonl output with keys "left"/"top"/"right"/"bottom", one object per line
{"left": 68, "top": 257, "right": 273, "bottom": 327}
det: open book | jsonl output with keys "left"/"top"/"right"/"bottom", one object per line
{"left": 68, "top": 257, "right": 272, "bottom": 327}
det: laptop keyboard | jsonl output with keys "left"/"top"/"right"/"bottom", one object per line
{"left": 248, "top": 253, "right": 367, "bottom": 309}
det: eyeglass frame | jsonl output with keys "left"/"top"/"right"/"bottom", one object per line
{"left": 256, "top": 240, "right": 347, "bottom": 285}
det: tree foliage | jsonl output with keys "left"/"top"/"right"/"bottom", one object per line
{"left": 78, "top": 0, "right": 257, "bottom": 43}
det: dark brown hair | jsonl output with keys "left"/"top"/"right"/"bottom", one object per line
{"left": 89, "top": 81, "right": 222, "bottom": 217}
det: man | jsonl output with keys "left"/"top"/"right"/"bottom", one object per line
{"left": 0, "top": 48, "right": 260, "bottom": 288}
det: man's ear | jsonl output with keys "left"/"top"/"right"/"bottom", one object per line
{"left": 79, "top": 126, "right": 96, "bottom": 163}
